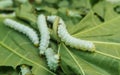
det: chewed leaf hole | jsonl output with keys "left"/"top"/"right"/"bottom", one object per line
{"left": 0, "top": 66, "right": 15, "bottom": 73}
{"left": 94, "top": 13, "right": 104, "bottom": 22}
{"left": 114, "top": 6, "right": 120, "bottom": 14}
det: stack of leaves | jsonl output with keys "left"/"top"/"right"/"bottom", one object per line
{"left": 0, "top": 0, "right": 120, "bottom": 75}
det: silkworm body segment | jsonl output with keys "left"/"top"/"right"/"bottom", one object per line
{"left": 58, "top": 24, "right": 95, "bottom": 52}
{"left": 37, "top": 14, "right": 50, "bottom": 55}
{"left": 4, "top": 19, "right": 39, "bottom": 46}
{"left": 45, "top": 48, "right": 60, "bottom": 71}
{"left": 47, "top": 16, "right": 95, "bottom": 51}
{"left": 47, "top": 15, "right": 66, "bottom": 28}
{"left": 20, "top": 64, "right": 32, "bottom": 75}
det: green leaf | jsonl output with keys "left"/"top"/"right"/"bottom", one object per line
{"left": 45, "top": 0, "right": 58, "bottom": 4}
{"left": 73, "top": 15, "right": 120, "bottom": 43}
{"left": 58, "top": 0, "right": 69, "bottom": 8}
{"left": 52, "top": 16, "right": 60, "bottom": 42}
{"left": 15, "top": 3, "right": 37, "bottom": 29}
{"left": 62, "top": 11, "right": 120, "bottom": 75}
{"left": 71, "top": 0, "right": 91, "bottom": 9}
{"left": 58, "top": 6, "right": 120, "bottom": 74}
{"left": 59, "top": 43, "right": 85, "bottom": 75}
{"left": 71, "top": 47, "right": 120, "bottom": 75}
{"left": 41, "top": 6, "right": 58, "bottom": 15}
{"left": 59, "top": 43, "right": 120, "bottom": 75}
{"left": 0, "top": 17, "right": 55, "bottom": 75}
{"left": 1, "top": 0, "right": 120, "bottom": 75}
{"left": 68, "top": 11, "right": 101, "bottom": 35}
{"left": 93, "top": 1, "right": 120, "bottom": 21}
{"left": 72, "top": 15, "right": 120, "bottom": 59}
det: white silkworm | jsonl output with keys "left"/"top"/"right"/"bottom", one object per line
{"left": 47, "top": 16, "right": 95, "bottom": 52}
{"left": 47, "top": 16, "right": 64, "bottom": 24}
{"left": 58, "top": 21, "right": 95, "bottom": 52}
{"left": 4, "top": 19, "right": 39, "bottom": 46}
{"left": 45, "top": 48, "right": 59, "bottom": 71}
{"left": 47, "top": 16, "right": 57, "bottom": 23}
{"left": 19, "top": 64, "right": 33, "bottom": 75}
{"left": 47, "top": 15, "right": 65, "bottom": 27}
{"left": 37, "top": 14, "right": 50, "bottom": 55}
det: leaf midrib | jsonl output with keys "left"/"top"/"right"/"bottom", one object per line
{"left": 96, "top": 51, "right": 120, "bottom": 60}
{"left": 0, "top": 42, "right": 55, "bottom": 75}
{"left": 62, "top": 44, "right": 85, "bottom": 75}
{"left": 92, "top": 41, "right": 120, "bottom": 45}
{"left": 73, "top": 15, "right": 120, "bottom": 36}
{"left": 70, "top": 11, "right": 97, "bottom": 35}
{"left": 91, "top": 41, "right": 120, "bottom": 60}
{"left": 74, "top": 54, "right": 110, "bottom": 75}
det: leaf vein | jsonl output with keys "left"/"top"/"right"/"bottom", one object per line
{"left": 0, "top": 42, "right": 55, "bottom": 75}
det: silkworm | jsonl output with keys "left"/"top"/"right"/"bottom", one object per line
{"left": 47, "top": 16, "right": 95, "bottom": 52}
{"left": 47, "top": 15, "right": 66, "bottom": 27}
{"left": 37, "top": 14, "right": 50, "bottom": 55}
{"left": 58, "top": 21, "right": 95, "bottom": 52}
{"left": 47, "top": 16, "right": 65, "bottom": 25}
{"left": 47, "top": 16, "right": 56, "bottom": 23}
{"left": 4, "top": 19, "right": 39, "bottom": 46}
{"left": 17, "top": 64, "right": 33, "bottom": 75}
{"left": 45, "top": 48, "right": 59, "bottom": 71}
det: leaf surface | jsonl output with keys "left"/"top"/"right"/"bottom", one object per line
{"left": 0, "top": 18, "right": 55, "bottom": 75}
